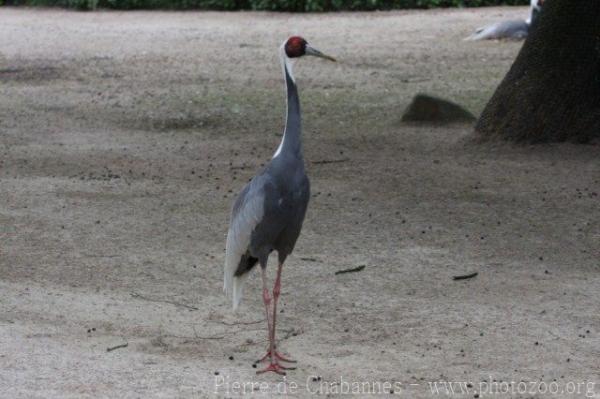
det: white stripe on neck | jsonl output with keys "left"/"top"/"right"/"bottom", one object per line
{"left": 273, "top": 43, "right": 295, "bottom": 159}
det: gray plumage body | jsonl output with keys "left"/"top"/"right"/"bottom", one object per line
{"left": 467, "top": 19, "right": 529, "bottom": 41}
{"left": 230, "top": 155, "right": 309, "bottom": 272}
{"left": 224, "top": 57, "right": 310, "bottom": 309}
{"left": 465, "top": 0, "right": 542, "bottom": 41}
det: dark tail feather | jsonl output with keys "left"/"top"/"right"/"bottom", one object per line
{"left": 234, "top": 253, "right": 258, "bottom": 277}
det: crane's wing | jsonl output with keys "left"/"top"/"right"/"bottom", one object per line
{"left": 223, "top": 173, "right": 285, "bottom": 309}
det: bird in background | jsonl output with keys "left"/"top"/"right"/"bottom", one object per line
{"left": 465, "top": 0, "right": 544, "bottom": 41}
{"left": 223, "top": 36, "right": 336, "bottom": 375}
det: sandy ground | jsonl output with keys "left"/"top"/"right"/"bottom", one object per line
{"left": 1, "top": 7, "right": 599, "bottom": 399}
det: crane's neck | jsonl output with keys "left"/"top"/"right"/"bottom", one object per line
{"left": 526, "top": 0, "right": 540, "bottom": 25}
{"left": 273, "top": 47, "right": 302, "bottom": 159}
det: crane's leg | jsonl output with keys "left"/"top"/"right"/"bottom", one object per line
{"left": 260, "top": 267, "right": 273, "bottom": 355}
{"left": 256, "top": 266, "right": 287, "bottom": 375}
{"left": 257, "top": 263, "right": 296, "bottom": 366}
{"left": 270, "top": 263, "right": 296, "bottom": 364}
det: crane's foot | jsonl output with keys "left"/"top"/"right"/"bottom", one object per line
{"left": 258, "top": 349, "right": 296, "bottom": 364}
{"left": 256, "top": 362, "right": 295, "bottom": 375}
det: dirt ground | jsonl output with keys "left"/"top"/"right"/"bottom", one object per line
{"left": 1, "top": 7, "right": 599, "bottom": 399}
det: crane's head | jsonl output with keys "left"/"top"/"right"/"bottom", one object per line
{"left": 528, "top": 0, "right": 544, "bottom": 24}
{"left": 283, "top": 36, "right": 336, "bottom": 62}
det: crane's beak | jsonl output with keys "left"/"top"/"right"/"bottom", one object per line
{"left": 305, "top": 45, "right": 336, "bottom": 62}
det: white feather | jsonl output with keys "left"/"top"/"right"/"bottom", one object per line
{"left": 273, "top": 42, "right": 295, "bottom": 159}
{"left": 526, "top": 0, "right": 540, "bottom": 24}
{"left": 273, "top": 135, "right": 285, "bottom": 158}
{"left": 464, "top": 23, "right": 500, "bottom": 41}
{"left": 224, "top": 185, "right": 265, "bottom": 310}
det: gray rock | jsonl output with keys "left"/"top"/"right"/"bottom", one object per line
{"left": 401, "top": 94, "right": 476, "bottom": 124}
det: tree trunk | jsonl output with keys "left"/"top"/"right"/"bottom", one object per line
{"left": 475, "top": 0, "right": 600, "bottom": 143}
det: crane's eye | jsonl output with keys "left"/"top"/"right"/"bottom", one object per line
{"left": 285, "top": 36, "right": 307, "bottom": 58}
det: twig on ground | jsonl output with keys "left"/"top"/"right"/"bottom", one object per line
{"left": 130, "top": 292, "right": 198, "bottom": 311}
{"left": 106, "top": 343, "right": 128, "bottom": 352}
{"left": 189, "top": 326, "right": 226, "bottom": 341}
{"left": 312, "top": 158, "right": 349, "bottom": 165}
{"left": 157, "top": 333, "right": 226, "bottom": 345}
{"left": 335, "top": 265, "right": 366, "bottom": 275}
{"left": 219, "top": 319, "right": 264, "bottom": 326}
{"left": 452, "top": 272, "right": 478, "bottom": 281}
{"left": 300, "top": 257, "right": 319, "bottom": 262}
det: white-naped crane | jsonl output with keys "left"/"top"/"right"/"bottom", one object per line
{"left": 223, "top": 36, "right": 335, "bottom": 375}
{"left": 465, "top": 0, "right": 545, "bottom": 41}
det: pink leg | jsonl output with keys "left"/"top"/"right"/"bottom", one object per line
{"left": 256, "top": 267, "right": 289, "bottom": 375}
{"left": 258, "top": 263, "right": 296, "bottom": 366}
{"left": 260, "top": 268, "right": 272, "bottom": 353}
{"left": 271, "top": 263, "right": 296, "bottom": 364}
